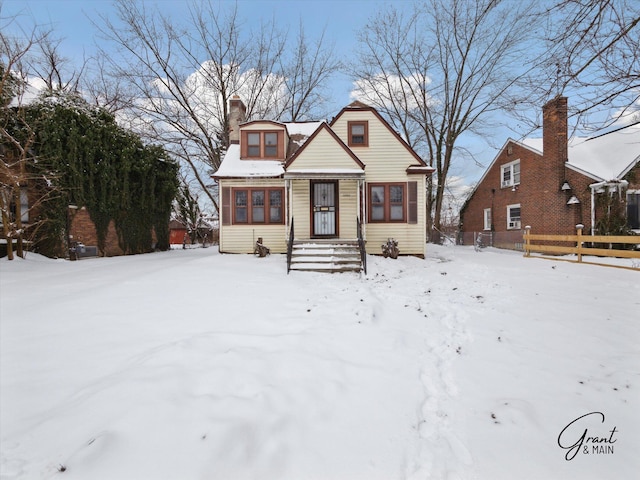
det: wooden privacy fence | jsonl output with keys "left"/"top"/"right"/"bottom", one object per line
{"left": 523, "top": 225, "right": 640, "bottom": 266}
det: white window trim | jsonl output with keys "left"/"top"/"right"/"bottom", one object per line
{"left": 507, "top": 203, "right": 521, "bottom": 230}
{"left": 483, "top": 208, "right": 492, "bottom": 231}
{"left": 501, "top": 159, "right": 520, "bottom": 188}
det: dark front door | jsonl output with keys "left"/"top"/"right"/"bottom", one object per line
{"left": 312, "top": 181, "right": 337, "bottom": 237}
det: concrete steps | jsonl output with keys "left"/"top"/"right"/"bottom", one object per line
{"left": 288, "top": 240, "right": 363, "bottom": 273}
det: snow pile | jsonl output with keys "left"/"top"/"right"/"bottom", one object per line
{"left": 1, "top": 246, "right": 638, "bottom": 479}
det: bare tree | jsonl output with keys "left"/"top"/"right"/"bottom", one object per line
{"left": 26, "top": 35, "right": 85, "bottom": 94}
{"left": 1, "top": 15, "right": 60, "bottom": 259}
{"left": 537, "top": 0, "right": 640, "bottom": 126}
{"left": 94, "top": 0, "right": 339, "bottom": 212}
{"left": 351, "top": 0, "right": 539, "bottom": 241}
{"left": 276, "top": 23, "right": 341, "bottom": 122}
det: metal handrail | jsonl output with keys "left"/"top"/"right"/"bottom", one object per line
{"left": 357, "top": 217, "right": 367, "bottom": 274}
{"left": 286, "top": 218, "right": 294, "bottom": 273}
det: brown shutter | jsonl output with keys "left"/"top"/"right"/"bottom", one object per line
{"left": 408, "top": 181, "right": 418, "bottom": 224}
{"left": 222, "top": 186, "right": 231, "bottom": 225}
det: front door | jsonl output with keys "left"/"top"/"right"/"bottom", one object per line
{"left": 312, "top": 181, "right": 337, "bottom": 237}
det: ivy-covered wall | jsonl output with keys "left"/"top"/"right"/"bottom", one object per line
{"left": 23, "top": 93, "right": 179, "bottom": 256}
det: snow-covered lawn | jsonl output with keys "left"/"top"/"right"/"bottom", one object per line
{"left": 1, "top": 246, "right": 638, "bottom": 479}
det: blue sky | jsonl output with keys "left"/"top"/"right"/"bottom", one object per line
{"left": 2, "top": 0, "right": 396, "bottom": 114}
{"left": 2, "top": 0, "right": 495, "bottom": 186}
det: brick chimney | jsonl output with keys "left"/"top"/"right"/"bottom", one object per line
{"left": 542, "top": 96, "right": 568, "bottom": 170}
{"left": 228, "top": 95, "right": 246, "bottom": 144}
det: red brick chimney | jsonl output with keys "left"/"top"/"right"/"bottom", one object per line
{"left": 542, "top": 96, "right": 568, "bottom": 175}
{"left": 228, "top": 95, "right": 246, "bottom": 144}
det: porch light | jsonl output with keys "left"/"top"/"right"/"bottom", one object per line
{"left": 567, "top": 195, "right": 580, "bottom": 205}
{"left": 561, "top": 181, "right": 571, "bottom": 191}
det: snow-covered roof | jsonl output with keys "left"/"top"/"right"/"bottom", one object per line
{"left": 284, "top": 121, "right": 323, "bottom": 137}
{"left": 213, "top": 144, "right": 284, "bottom": 178}
{"left": 213, "top": 122, "right": 323, "bottom": 178}
{"left": 523, "top": 122, "right": 640, "bottom": 181}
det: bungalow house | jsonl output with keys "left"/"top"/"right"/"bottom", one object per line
{"left": 213, "top": 97, "right": 434, "bottom": 271}
{"left": 460, "top": 96, "right": 640, "bottom": 249}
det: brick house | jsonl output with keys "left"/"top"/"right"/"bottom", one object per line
{"left": 68, "top": 207, "right": 125, "bottom": 257}
{"left": 460, "top": 96, "right": 640, "bottom": 248}
{"left": 213, "top": 97, "right": 434, "bottom": 271}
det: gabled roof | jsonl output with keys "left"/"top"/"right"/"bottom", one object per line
{"left": 239, "top": 119, "right": 287, "bottom": 129}
{"left": 284, "top": 122, "right": 365, "bottom": 170}
{"left": 330, "top": 101, "right": 430, "bottom": 168}
{"left": 523, "top": 121, "right": 640, "bottom": 182}
{"left": 284, "top": 122, "right": 323, "bottom": 158}
{"left": 468, "top": 137, "right": 542, "bottom": 196}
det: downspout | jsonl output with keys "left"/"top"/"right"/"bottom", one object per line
{"left": 590, "top": 184, "right": 596, "bottom": 236}
{"left": 286, "top": 178, "right": 291, "bottom": 242}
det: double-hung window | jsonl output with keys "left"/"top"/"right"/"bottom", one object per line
{"left": 233, "top": 188, "right": 284, "bottom": 224}
{"left": 507, "top": 203, "right": 521, "bottom": 230}
{"left": 247, "top": 133, "right": 261, "bottom": 157}
{"left": 264, "top": 133, "right": 278, "bottom": 157}
{"left": 369, "top": 183, "right": 406, "bottom": 222}
{"left": 501, "top": 160, "right": 520, "bottom": 188}
{"left": 483, "top": 208, "right": 492, "bottom": 231}
{"left": 5, "top": 186, "right": 29, "bottom": 224}
{"left": 627, "top": 190, "right": 640, "bottom": 230}
{"left": 242, "top": 131, "right": 282, "bottom": 158}
{"left": 348, "top": 121, "right": 368, "bottom": 147}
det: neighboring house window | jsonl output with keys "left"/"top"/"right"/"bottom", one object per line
{"left": 501, "top": 159, "right": 520, "bottom": 188}
{"left": 233, "top": 188, "right": 284, "bottom": 224}
{"left": 483, "top": 208, "right": 492, "bottom": 230}
{"left": 507, "top": 203, "right": 521, "bottom": 229}
{"left": 242, "top": 131, "right": 283, "bottom": 158}
{"left": 348, "top": 121, "right": 368, "bottom": 147}
{"left": 628, "top": 190, "right": 640, "bottom": 229}
{"left": 369, "top": 183, "right": 405, "bottom": 222}
{"left": 5, "top": 186, "right": 29, "bottom": 224}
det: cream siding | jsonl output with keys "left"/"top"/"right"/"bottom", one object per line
{"left": 218, "top": 107, "right": 430, "bottom": 258}
{"left": 290, "top": 179, "right": 311, "bottom": 238}
{"left": 287, "top": 128, "right": 362, "bottom": 171}
{"left": 333, "top": 110, "right": 427, "bottom": 256}
{"left": 219, "top": 178, "right": 287, "bottom": 254}
{"left": 338, "top": 180, "right": 358, "bottom": 238}
{"left": 288, "top": 179, "right": 359, "bottom": 239}
{"left": 366, "top": 175, "right": 426, "bottom": 256}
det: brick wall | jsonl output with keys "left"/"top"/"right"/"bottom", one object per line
{"left": 69, "top": 207, "right": 124, "bottom": 256}
{"left": 461, "top": 97, "right": 593, "bottom": 240}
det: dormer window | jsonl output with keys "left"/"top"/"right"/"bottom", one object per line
{"left": 247, "top": 133, "right": 261, "bottom": 157}
{"left": 264, "top": 132, "right": 278, "bottom": 157}
{"left": 348, "top": 121, "right": 368, "bottom": 147}
{"left": 241, "top": 130, "right": 284, "bottom": 159}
